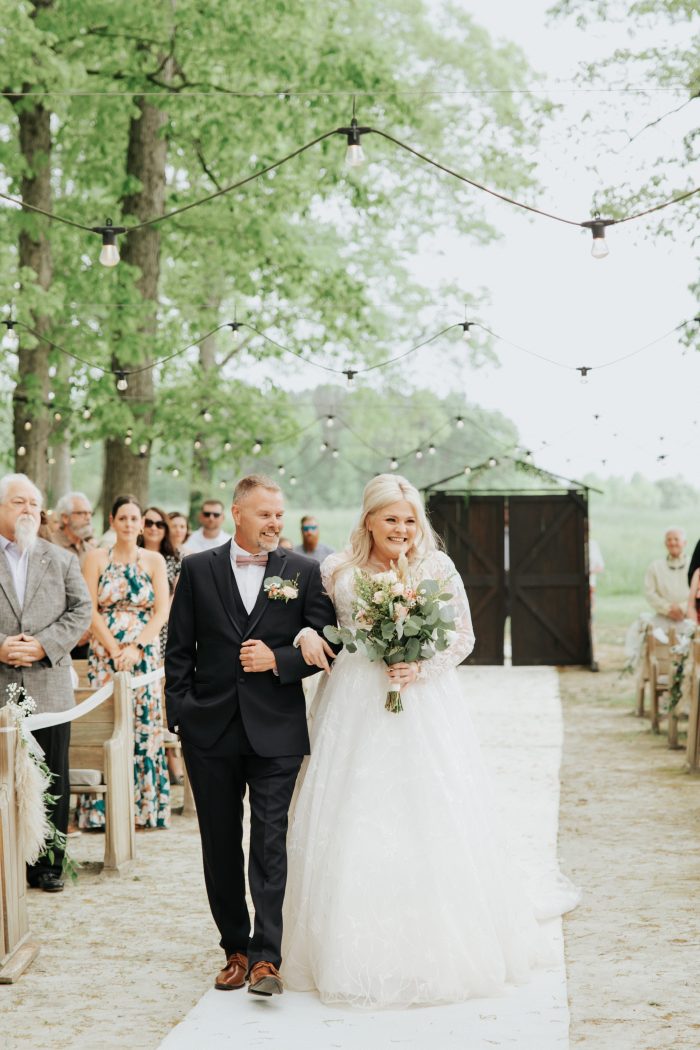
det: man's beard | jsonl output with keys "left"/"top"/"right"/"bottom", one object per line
{"left": 72, "top": 522, "right": 93, "bottom": 541}
{"left": 258, "top": 534, "right": 279, "bottom": 553}
{"left": 15, "top": 514, "right": 39, "bottom": 553}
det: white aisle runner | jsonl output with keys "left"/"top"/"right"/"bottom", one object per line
{"left": 159, "top": 667, "right": 572, "bottom": 1050}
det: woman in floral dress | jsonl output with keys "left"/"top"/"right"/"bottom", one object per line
{"left": 77, "top": 494, "right": 171, "bottom": 830}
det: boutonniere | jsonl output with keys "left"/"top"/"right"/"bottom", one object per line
{"left": 264, "top": 573, "right": 300, "bottom": 602}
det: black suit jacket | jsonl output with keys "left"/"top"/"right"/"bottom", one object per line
{"left": 164, "top": 542, "right": 336, "bottom": 754}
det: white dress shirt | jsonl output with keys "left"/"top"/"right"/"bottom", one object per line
{"left": 0, "top": 534, "right": 29, "bottom": 607}
{"left": 230, "top": 539, "right": 267, "bottom": 614}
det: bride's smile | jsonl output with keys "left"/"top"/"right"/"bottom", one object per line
{"left": 367, "top": 499, "right": 418, "bottom": 567}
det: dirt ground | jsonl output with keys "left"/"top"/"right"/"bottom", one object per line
{"left": 559, "top": 633, "right": 700, "bottom": 1050}
{"left": 2, "top": 636, "right": 699, "bottom": 1049}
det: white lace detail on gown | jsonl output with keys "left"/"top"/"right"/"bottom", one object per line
{"left": 283, "top": 549, "right": 578, "bottom": 1008}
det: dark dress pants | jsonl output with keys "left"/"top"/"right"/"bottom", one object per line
{"left": 181, "top": 712, "right": 302, "bottom": 968}
{"left": 27, "top": 722, "right": 70, "bottom": 882}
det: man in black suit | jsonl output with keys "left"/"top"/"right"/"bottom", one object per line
{"left": 165, "top": 474, "right": 336, "bottom": 997}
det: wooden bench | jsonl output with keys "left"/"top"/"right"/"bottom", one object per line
{"left": 685, "top": 639, "right": 700, "bottom": 773}
{"left": 648, "top": 628, "right": 677, "bottom": 734}
{"left": 0, "top": 706, "right": 40, "bottom": 983}
{"left": 69, "top": 665, "right": 135, "bottom": 874}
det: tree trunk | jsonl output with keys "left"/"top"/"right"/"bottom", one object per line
{"left": 12, "top": 95, "right": 52, "bottom": 492}
{"left": 102, "top": 86, "right": 171, "bottom": 527}
{"left": 189, "top": 295, "right": 222, "bottom": 514}
{"left": 48, "top": 437, "right": 72, "bottom": 506}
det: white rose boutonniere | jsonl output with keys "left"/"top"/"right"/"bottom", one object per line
{"left": 264, "top": 573, "right": 300, "bottom": 602}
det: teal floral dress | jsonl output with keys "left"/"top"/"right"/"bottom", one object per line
{"left": 76, "top": 551, "right": 170, "bottom": 830}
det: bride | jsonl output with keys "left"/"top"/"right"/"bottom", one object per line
{"left": 283, "top": 474, "right": 578, "bottom": 1008}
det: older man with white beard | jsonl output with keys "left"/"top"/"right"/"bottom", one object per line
{"left": 0, "top": 473, "right": 92, "bottom": 892}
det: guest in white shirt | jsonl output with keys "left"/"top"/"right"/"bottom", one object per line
{"left": 181, "top": 499, "right": 232, "bottom": 556}
{"left": 644, "top": 527, "right": 690, "bottom": 627}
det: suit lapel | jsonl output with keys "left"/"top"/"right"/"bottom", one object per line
{"left": 243, "top": 547, "right": 287, "bottom": 640}
{"left": 21, "top": 542, "right": 50, "bottom": 612}
{"left": 210, "top": 542, "right": 244, "bottom": 641}
{"left": 0, "top": 546, "right": 21, "bottom": 620}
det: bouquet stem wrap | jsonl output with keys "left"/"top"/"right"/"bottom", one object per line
{"left": 385, "top": 679, "right": 403, "bottom": 714}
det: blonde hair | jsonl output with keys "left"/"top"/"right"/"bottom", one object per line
{"left": 332, "top": 474, "right": 440, "bottom": 580}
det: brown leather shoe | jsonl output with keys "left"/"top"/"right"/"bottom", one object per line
{"left": 215, "top": 952, "right": 248, "bottom": 991}
{"left": 247, "top": 960, "right": 283, "bottom": 996}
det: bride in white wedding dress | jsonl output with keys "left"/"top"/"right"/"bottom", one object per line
{"left": 282, "top": 474, "right": 578, "bottom": 1008}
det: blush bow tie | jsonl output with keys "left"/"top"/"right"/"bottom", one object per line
{"left": 235, "top": 553, "right": 269, "bottom": 567}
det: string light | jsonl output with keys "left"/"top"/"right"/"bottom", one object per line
{"left": 48, "top": 454, "right": 56, "bottom": 465}
{"left": 224, "top": 441, "right": 232, "bottom": 452}
{"left": 344, "top": 369, "right": 357, "bottom": 385}
{"left": 116, "top": 371, "right": 128, "bottom": 391}
{"left": 193, "top": 438, "right": 202, "bottom": 450}
{"left": 93, "top": 218, "right": 125, "bottom": 267}
{"left": 488, "top": 457, "right": 498, "bottom": 467}
{"left": 319, "top": 441, "right": 328, "bottom": 452}
{"left": 331, "top": 448, "right": 339, "bottom": 458}
{"left": 290, "top": 475, "right": 297, "bottom": 486}
{"left": 461, "top": 321, "right": 472, "bottom": 342}
{"left": 23, "top": 420, "right": 31, "bottom": 431}
{"left": 278, "top": 465, "right": 286, "bottom": 475}
{"left": 139, "top": 443, "right": 148, "bottom": 455}
{"left": 390, "top": 458, "right": 399, "bottom": 470}
{"left": 428, "top": 444, "right": 436, "bottom": 455}
{"left": 53, "top": 411, "right": 62, "bottom": 421}
{"left": 582, "top": 218, "right": 612, "bottom": 260}
{"left": 82, "top": 407, "right": 92, "bottom": 419}
{"left": 415, "top": 450, "right": 423, "bottom": 460}
{"left": 48, "top": 364, "right": 57, "bottom": 378}
{"left": 17, "top": 445, "right": 26, "bottom": 456}
{"left": 252, "top": 439, "right": 262, "bottom": 454}
{"left": 340, "top": 116, "right": 369, "bottom": 168}
{"left": 83, "top": 440, "right": 91, "bottom": 449}
{"left": 124, "top": 435, "right": 132, "bottom": 446}
{"left": 326, "top": 415, "right": 335, "bottom": 428}
{"left": 47, "top": 390, "right": 55, "bottom": 401}
{"left": 219, "top": 479, "right": 226, "bottom": 489}
{"left": 229, "top": 321, "right": 240, "bottom": 340}
{"left": 577, "top": 366, "right": 592, "bottom": 384}
{"left": 70, "top": 455, "right": 76, "bottom": 465}
{"left": 455, "top": 416, "right": 465, "bottom": 429}
{"left": 463, "top": 465, "right": 472, "bottom": 475}
{"left": 1, "top": 320, "right": 18, "bottom": 351}
{"left": 202, "top": 408, "right": 213, "bottom": 423}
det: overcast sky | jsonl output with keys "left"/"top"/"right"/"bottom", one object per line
{"left": 415, "top": 0, "right": 699, "bottom": 483}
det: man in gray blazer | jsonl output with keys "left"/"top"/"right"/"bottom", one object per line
{"left": 0, "top": 473, "right": 92, "bottom": 892}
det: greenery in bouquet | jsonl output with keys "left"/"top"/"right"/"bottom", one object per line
{"left": 323, "top": 553, "right": 457, "bottom": 712}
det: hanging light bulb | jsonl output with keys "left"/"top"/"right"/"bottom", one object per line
{"left": 202, "top": 409, "right": 213, "bottom": 423}
{"left": 83, "top": 440, "right": 91, "bottom": 449}
{"left": 193, "top": 439, "right": 202, "bottom": 450}
{"left": 219, "top": 480, "right": 226, "bottom": 489}
{"left": 83, "top": 406, "right": 92, "bottom": 420}
{"left": 390, "top": 458, "right": 399, "bottom": 471}
{"left": 48, "top": 455, "right": 56, "bottom": 466}
{"left": 319, "top": 441, "right": 328, "bottom": 452}
{"left": 93, "top": 218, "right": 125, "bottom": 267}
{"left": 278, "top": 465, "right": 286, "bottom": 476}
{"left": 582, "top": 218, "right": 611, "bottom": 260}
{"left": 488, "top": 458, "right": 498, "bottom": 467}
{"left": 290, "top": 476, "right": 297, "bottom": 486}
{"left": 48, "top": 364, "right": 57, "bottom": 378}
{"left": 428, "top": 444, "right": 436, "bottom": 455}
{"left": 326, "top": 415, "right": 335, "bottom": 428}
{"left": 47, "top": 390, "right": 55, "bottom": 402}
{"left": 461, "top": 321, "right": 472, "bottom": 342}
{"left": 172, "top": 467, "right": 180, "bottom": 477}
{"left": 331, "top": 449, "right": 339, "bottom": 459}
{"left": 524, "top": 451, "right": 533, "bottom": 463}
{"left": 343, "top": 117, "right": 367, "bottom": 168}
{"left": 252, "top": 439, "right": 262, "bottom": 454}
{"left": 124, "top": 435, "right": 132, "bottom": 446}
{"left": 53, "top": 411, "right": 62, "bottom": 422}
{"left": 116, "top": 371, "right": 128, "bottom": 391}
{"left": 463, "top": 466, "right": 472, "bottom": 475}
{"left": 69, "top": 455, "right": 76, "bottom": 465}
{"left": 344, "top": 369, "right": 357, "bottom": 386}
{"left": 415, "top": 450, "right": 423, "bottom": 460}
{"left": 17, "top": 445, "right": 26, "bottom": 457}
{"left": 577, "top": 366, "right": 592, "bottom": 385}
{"left": 23, "top": 420, "right": 32, "bottom": 431}
{"left": 229, "top": 321, "right": 240, "bottom": 340}
{"left": 455, "top": 416, "right": 465, "bottom": 429}
{"left": 1, "top": 320, "right": 19, "bottom": 351}
{"left": 224, "top": 441, "right": 232, "bottom": 452}
{"left": 139, "top": 443, "right": 148, "bottom": 455}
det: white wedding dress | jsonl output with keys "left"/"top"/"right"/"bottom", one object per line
{"left": 282, "top": 549, "right": 578, "bottom": 1008}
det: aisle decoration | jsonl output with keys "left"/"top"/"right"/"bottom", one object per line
{"left": 4, "top": 684, "right": 75, "bottom": 877}
{"left": 324, "top": 553, "right": 456, "bottom": 713}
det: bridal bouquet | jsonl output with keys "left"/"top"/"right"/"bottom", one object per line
{"left": 323, "top": 553, "right": 457, "bottom": 713}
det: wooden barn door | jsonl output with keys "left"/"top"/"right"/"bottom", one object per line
{"left": 508, "top": 493, "right": 591, "bottom": 666}
{"left": 427, "top": 493, "right": 506, "bottom": 665}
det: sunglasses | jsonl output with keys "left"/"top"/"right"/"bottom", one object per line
{"left": 202, "top": 510, "right": 223, "bottom": 518}
{"left": 302, "top": 524, "right": 318, "bottom": 532}
{"left": 144, "top": 518, "right": 167, "bottom": 530}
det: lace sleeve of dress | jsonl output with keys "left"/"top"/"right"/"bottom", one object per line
{"left": 320, "top": 551, "right": 348, "bottom": 605}
{"left": 415, "top": 550, "right": 475, "bottom": 681}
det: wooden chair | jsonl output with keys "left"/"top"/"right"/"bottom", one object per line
{"left": 649, "top": 628, "right": 677, "bottom": 734}
{"left": 0, "top": 706, "right": 40, "bottom": 983}
{"left": 635, "top": 624, "right": 652, "bottom": 717}
{"left": 69, "top": 669, "right": 135, "bottom": 874}
{"left": 685, "top": 639, "right": 700, "bottom": 773}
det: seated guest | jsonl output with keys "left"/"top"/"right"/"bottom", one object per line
{"left": 0, "top": 473, "right": 92, "bottom": 891}
{"left": 293, "top": 514, "right": 335, "bottom": 564}
{"left": 644, "top": 527, "right": 690, "bottom": 627}
{"left": 181, "top": 499, "right": 231, "bottom": 555}
{"left": 167, "top": 511, "right": 190, "bottom": 554}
